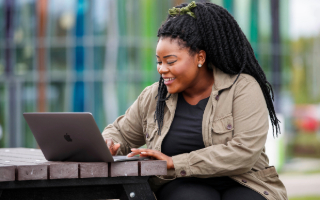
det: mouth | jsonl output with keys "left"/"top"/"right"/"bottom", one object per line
{"left": 163, "top": 77, "right": 176, "bottom": 85}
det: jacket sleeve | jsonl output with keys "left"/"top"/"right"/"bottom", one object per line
{"left": 101, "top": 85, "right": 152, "bottom": 155}
{"left": 171, "top": 78, "right": 269, "bottom": 177}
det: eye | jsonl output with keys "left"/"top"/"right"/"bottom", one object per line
{"left": 168, "top": 60, "right": 177, "bottom": 65}
{"left": 156, "top": 61, "right": 162, "bottom": 65}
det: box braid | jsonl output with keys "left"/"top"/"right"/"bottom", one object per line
{"left": 154, "top": 2, "right": 280, "bottom": 137}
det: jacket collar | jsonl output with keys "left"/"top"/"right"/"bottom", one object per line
{"left": 212, "top": 65, "right": 238, "bottom": 92}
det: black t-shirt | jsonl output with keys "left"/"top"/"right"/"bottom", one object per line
{"left": 161, "top": 92, "right": 209, "bottom": 157}
{"left": 160, "top": 93, "right": 239, "bottom": 191}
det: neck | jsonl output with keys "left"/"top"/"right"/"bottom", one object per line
{"left": 182, "top": 67, "right": 214, "bottom": 104}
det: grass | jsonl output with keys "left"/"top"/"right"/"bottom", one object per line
{"left": 290, "top": 197, "right": 320, "bottom": 200}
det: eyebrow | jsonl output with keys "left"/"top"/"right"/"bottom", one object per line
{"left": 156, "top": 55, "right": 177, "bottom": 58}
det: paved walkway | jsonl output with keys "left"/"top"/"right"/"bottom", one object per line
{"left": 280, "top": 158, "right": 320, "bottom": 198}
{"left": 280, "top": 173, "right": 320, "bottom": 197}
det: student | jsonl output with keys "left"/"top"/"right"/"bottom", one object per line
{"left": 103, "top": 2, "right": 287, "bottom": 199}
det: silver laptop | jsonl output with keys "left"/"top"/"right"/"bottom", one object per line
{"left": 23, "top": 112, "right": 149, "bottom": 162}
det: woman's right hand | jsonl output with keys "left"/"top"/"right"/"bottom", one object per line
{"left": 105, "top": 138, "right": 121, "bottom": 156}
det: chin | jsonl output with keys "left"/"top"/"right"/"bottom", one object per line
{"left": 166, "top": 86, "right": 179, "bottom": 94}
{"left": 168, "top": 91, "right": 177, "bottom": 94}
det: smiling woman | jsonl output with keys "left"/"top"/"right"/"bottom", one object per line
{"left": 102, "top": 1, "right": 287, "bottom": 200}
{"left": 155, "top": 39, "right": 213, "bottom": 101}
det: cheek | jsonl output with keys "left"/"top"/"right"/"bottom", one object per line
{"left": 174, "top": 62, "right": 196, "bottom": 81}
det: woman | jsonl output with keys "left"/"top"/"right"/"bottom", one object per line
{"left": 103, "top": 2, "right": 287, "bottom": 200}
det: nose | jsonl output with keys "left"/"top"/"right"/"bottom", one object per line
{"left": 158, "top": 64, "right": 169, "bottom": 74}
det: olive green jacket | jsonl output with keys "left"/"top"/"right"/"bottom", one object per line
{"left": 102, "top": 66, "right": 288, "bottom": 200}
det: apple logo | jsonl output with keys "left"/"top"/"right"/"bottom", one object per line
{"left": 64, "top": 133, "right": 72, "bottom": 142}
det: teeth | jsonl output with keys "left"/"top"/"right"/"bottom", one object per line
{"left": 164, "top": 78, "right": 175, "bottom": 81}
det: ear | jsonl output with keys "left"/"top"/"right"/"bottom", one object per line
{"left": 197, "top": 50, "right": 206, "bottom": 65}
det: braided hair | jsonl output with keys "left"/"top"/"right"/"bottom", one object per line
{"left": 154, "top": 2, "right": 281, "bottom": 137}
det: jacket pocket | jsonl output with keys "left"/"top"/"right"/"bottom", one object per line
{"left": 211, "top": 113, "right": 234, "bottom": 145}
{"left": 252, "top": 166, "right": 283, "bottom": 194}
{"left": 252, "top": 166, "right": 279, "bottom": 181}
{"left": 251, "top": 166, "right": 286, "bottom": 199}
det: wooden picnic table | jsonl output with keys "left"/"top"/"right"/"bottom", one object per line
{"left": 0, "top": 148, "right": 167, "bottom": 200}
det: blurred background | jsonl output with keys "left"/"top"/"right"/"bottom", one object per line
{"left": 0, "top": 0, "right": 319, "bottom": 199}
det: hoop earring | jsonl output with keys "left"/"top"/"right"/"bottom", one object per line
{"left": 198, "top": 64, "right": 202, "bottom": 68}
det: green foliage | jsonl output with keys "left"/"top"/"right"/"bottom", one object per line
{"left": 290, "top": 36, "right": 320, "bottom": 104}
{"left": 290, "top": 196, "right": 320, "bottom": 200}
{"left": 289, "top": 133, "right": 320, "bottom": 158}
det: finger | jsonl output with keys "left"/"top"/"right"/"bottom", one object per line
{"left": 141, "top": 151, "right": 156, "bottom": 156}
{"left": 140, "top": 152, "right": 148, "bottom": 157}
{"left": 127, "top": 152, "right": 139, "bottom": 157}
{"left": 113, "top": 143, "right": 120, "bottom": 150}
{"left": 130, "top": 148, "right": 140, "bottom": 152}
{"left": 130, "top": 149, "right": 158, "bottom": 157}
{"left": 112, "top": 143, "right": 120, "bottom": 154}
{"left": 130, "top": 148, "right": 150, "bottom": 153}
{"left": 139, "top": 151, "right": 160, "bottom": 160}
{"left": 106, "top": 139, "right": 113, "bottom": 148}
{"left": 129, "top": 149, "right": 144, "bottom": 154}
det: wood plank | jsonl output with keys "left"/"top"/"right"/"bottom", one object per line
{"left": 0, "top": 149, "right": 44, "bottom": 162}
{"left": 46, "top": 162, "right": 78, "bottom": 179}
{"left": 79, "top": 162, "right": 108, "bottom": 178}
{"left": 0, "top": 164, "right": 16, "bottom": 182}
{"left": 140, "top": 160, "right": 167, "bottom": 176}
{"left": 0, "top": 159, "right": 79, "bottom": 180}
{"left": 110, "top": 161, "right": 139, "bottom": 177}
{"left": 0, "top": 160, "right": 48, "bottom": 181}
{"left": 0, "top": 148, "right": 167, "bottom": 181}
{"left": 17, "top": 164, "right": 48, "bottom": 181}
{"left": 0, "top": 156, "right": 47, "bottom": 163}
{"left": 0, "top": 150, "right": 81, "bottom": 179}
{"left": 0, "top": 159, "right": 48, "bottom": 181}
{"left": 0, "top": 152, "right": 45, "bottom": 159}
{"left": 0, "top": 148, "right": 43, "bottom": 155}
{"left": 17, "top": 161, "right": 78, "bottom": 180}
{"left": 0, "top": 160, "right": 45, "bottom": 166}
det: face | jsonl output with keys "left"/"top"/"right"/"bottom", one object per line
{"left": 156, "top": 37, "right": 203, "bottom": 94}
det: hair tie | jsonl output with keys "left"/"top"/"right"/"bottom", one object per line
{"left": 168, "top": 1, "right": 197, "bottom": 18}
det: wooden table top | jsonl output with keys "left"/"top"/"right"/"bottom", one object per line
{"left": 0, "top": 148, "right": 167, "bottom": 182}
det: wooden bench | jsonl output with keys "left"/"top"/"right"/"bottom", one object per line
{"left": 0, "top": 148, "right": 167, "bottom": 200}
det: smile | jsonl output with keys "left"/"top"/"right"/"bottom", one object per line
{"left": 164, "top": 78, "right": 175, "bottom": 81}
{"left": 163, "top": 77, "right": 176, "bottom": 85}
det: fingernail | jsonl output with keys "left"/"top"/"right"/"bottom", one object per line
{"left": 131, "top": 148, "right": 136, "bottom": 150}
{"left": 141, "top": 152, "right": 146, "bottom": 154}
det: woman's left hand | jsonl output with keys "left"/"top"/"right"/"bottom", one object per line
{"left": 127, "top": 148, "right": 175, "bottom": 169}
